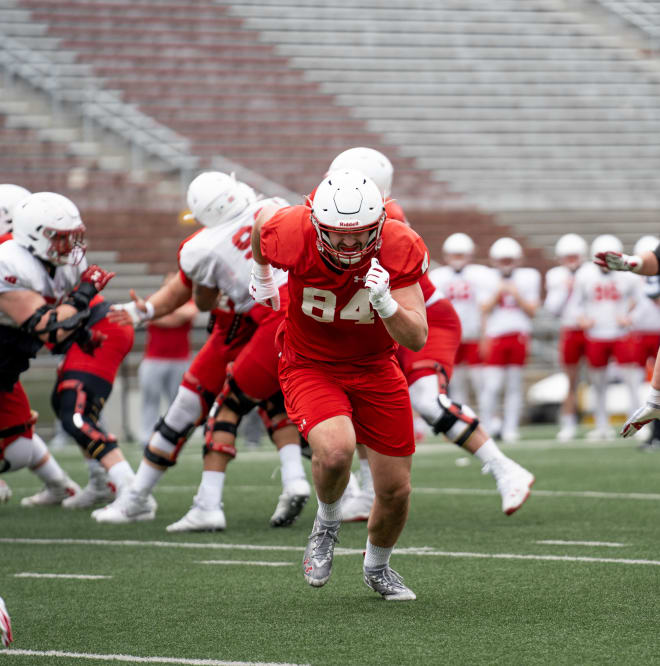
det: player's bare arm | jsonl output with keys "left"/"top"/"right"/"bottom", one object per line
{"left": 249, "top": 204, "right": 284, "bottom": 310}
{"left": 110, "top": 271, "right": 191, "bottom": 326}
{"left": 0, "top": 289, "right": 79, "bottom": 345}
{"left": 192, "top": 283, "right": 219, "bottom": 312}
{"left": 150, "top": 300, "right": 198, "bottom": 328}
{"left": 384, "top": 282, "right": 428, "bottom": 351}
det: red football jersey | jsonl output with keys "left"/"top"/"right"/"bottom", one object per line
{"left": 261, "top": 205, "right": 429, "bottom": 362}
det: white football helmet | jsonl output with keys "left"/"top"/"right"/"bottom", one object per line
{"left": 310, "top": 169, "right": 386, "bottom": 269}
{"left": 489, "top": 237, "right": 523, "bottom": 261}
{"left": 442, "top": 233, "right": 475, "bottom": 270}
{"left": 634, "top": 235, "right": 659, "bottom": 257}
{"left": 328, "top": 147, "right": 394, "bottom": 198}
{"left": 0, "top": 184, "right": 31, "bottom": 235}
{"left": 185, "top": 171, "right": 257, "bottom": 227}
{"left": 12, "top": 192, "right": 86, "bottom": 266}
{"left": 591, "top": 234, "right": 623, "bottom": 260}
{"left": 555, "top": 233, "right": 587, "bottom": 259}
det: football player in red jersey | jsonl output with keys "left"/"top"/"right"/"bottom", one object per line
{"left": 250, "top": 169, "right": 427, "bottom": 600}
{"left": 326, "top": 149, "right": 534, "bottom": 520}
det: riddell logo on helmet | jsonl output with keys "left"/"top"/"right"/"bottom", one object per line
{"left": 337, "top": 221, "right": 359, "bottom": 228}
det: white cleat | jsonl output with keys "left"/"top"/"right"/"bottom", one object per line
{"left": 20, "top": 478, "right": 80, "bottom": 507}
{"left": 62, "top": 479, "right": 115, "bottom": 509}
{"left": 341, "top": 491, "right": 374, "bottom": 522}
{"left": 486, "top": 460, "right": 535, "bottom": 516}
{"left": 166, "top": 503, "right": 226, "bottom": 532}
{"left": 270, "top": 478, "right": 311, "bottom": 527}
{"left": 0, "top": 479, "right": 12, "bottom": 503}
{"left": 91, "top": 491, "right": 157, "bottom": 524}
{"left": 501, "top": 430, "right": 520, "bottom": 443}
{"left": 556, "top": 424, "right": 577, "bottom": 442}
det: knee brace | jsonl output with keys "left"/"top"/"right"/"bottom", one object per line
{"left": 259, "top": 392, "right": 295, "bottom": 441}
{"left": 433, "top": 394, "right": 480, "bottom": 446}
{"left": 202, "top": 364, "right": 257, "bottom": 459}
{"left": 56, "top": 379, "right": 118, "bottom": 460}
{"left": 144, "top": 417, "right": 195, "bottom": 467}
{"left": 148, "top": 384, "right": 204, "bottom": 464}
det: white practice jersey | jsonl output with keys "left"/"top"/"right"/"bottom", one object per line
{"left": 481, "top": 267, "right": 541, "bottom": 338}
{"left": 178, "top": 198, "right": 289, "bottom": 314}
{"left": 631, "top": 293, "right": 660, "bottom": 333}
{"left": 544, "top": 264, "right": 583, "bottom": 329}
{"left": 0, "top": 239, "right": 86, "bottom": 327}
{"left": 429, "top": 263, "right": 493, "bottom": 341}
{"left": 568, "top": 263, "right": 642, "bottom": 340}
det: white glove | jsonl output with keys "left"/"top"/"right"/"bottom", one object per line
{"left": 621, "top": 388, "right": 660, "bottom": 437}
{"left": 249, "top": 262, "right": 280, "bottom": 311}
{"left": 365, "top": 258, "right": 398, "bottom": 319}
{"left": 594, "top": 251, "right": 642, "bottom": 273}
{"left": 0, "top": 596, "right": 12, "bottom": 647}
{"left": 0, "top": 480, "right": 11, "bottom": 503}
{"left": 111, "top": 298, "right": 154, "bottom": 327}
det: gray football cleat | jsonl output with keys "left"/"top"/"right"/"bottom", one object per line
{"left": 364, "top": 565, "right": 416, "bottom": 601}
{"left": 270, "top": 478, "right": 311, "bottom": 527}
{"left": 302, "top": 516, "right": 340, "bottom": 587}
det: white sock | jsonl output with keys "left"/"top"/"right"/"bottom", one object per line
{"left": 359, "top": 458, "right": 374, "bottom": 496}
{"left": 278, "top": 443, "right": 306, "bottom": 488}
{"left": 195, "top": 470, "right": 225, "bottom": 510}
{"left": 317, "top": 499, "right": 342, "bottom": 523}
{"left": 473, "top": 438, "right": 507, "bottom": 465}
{"left": 133, "top": 461, "right": 166, "bottom": 497}
{"left": 34, "top": 455, "right": 67, "bottom": 486}
{"left": 106, "top": 460, "right": 135, "bottom": 492}
{"left": 560, "top": 413, "right": 577, "bottom": 428}
{"left": 364, "top": 540, "right": 393, "bottom": 569}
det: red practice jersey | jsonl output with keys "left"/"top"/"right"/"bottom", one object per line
{"left": 261, "top": 205, "right": 429, "bottom": 363}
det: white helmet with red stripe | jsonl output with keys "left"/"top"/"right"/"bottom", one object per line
{"left": 311, "top": 169, "right": 386, "bottom": 269}
{"left": 328, "top": 147, "right": 394, "bottom": 198}
{"left": 12, "top": 192, "right": 86, "bottom": 266}
{"left": 591, "top": 234, "right": 622, "bottom": 260}
{"left": 0, "top": 184, "right": 31, "bottom": 235}
{"left": 185, "top": 171, "right": 257, "bottom": 227}
{"left": 554, "top": 233, "right": 587, "bottom": 259}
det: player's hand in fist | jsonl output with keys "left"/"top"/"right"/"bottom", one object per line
{"left": 365, "top": 258, "right": 398, "bottom": 319}
{"left": 249, "top": 262, "right": 280, "bottom": 311}
{"left": 80, "top": 264, "right": 115, "bottom": 291}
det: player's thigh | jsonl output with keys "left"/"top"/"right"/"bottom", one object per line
{"left": 187, "top": 330, "right": 233, "bottom": 397}
{"left": 278, "top": 358, "right": 353, "bottom": 441}
{"left": 0, "top": 382, "right": 31, "bottom": 430}
{"left": 350, "top": 358, "right": 415, "bottom": 457}
{"left": 585, "top": 339, "right": 611, "bottom": 368}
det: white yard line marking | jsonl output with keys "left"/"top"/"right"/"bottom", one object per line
{"left": 13, "top": 573, "right": 112, "bottom": 580}
{"left": 197, "top": 560, "right": 293, "bottom": 567}
{"left": 0, "top": 649, "right": 305, "bottom": 665}
{"left": 414, "top": 487, "right": 660, "bottom": 501}
{"left": 536, "top": 540, "right": 626, "bottom": 547}
{"left": 2, "top": 538, "right": 659, "bottom": 567}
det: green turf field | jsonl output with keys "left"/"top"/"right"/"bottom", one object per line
{"left": 1, "top": 427, "right": 659, "bottom": 666}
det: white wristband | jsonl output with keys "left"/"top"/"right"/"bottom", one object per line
{"left": 649, "top": 387, "right": 660, "bottom": 405}
{"left": 252, "top": 262, "right": 273, "bottom": 278}
{"left": 371, "top": 292, "right": 398, "bottom": 319}
{"left": 630, "top": 255, "right": 644, "bottom": 274}
{"left": 143, "top": 300, "right": 155, "bottom": 321}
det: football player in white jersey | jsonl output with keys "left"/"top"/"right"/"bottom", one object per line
{"left": 544, "top": 233, "right": 588, "bottom": 441}
{"left": 569, "top": 235, "right": 643, "bottom": 439}
{"left": 595, "top": 233, "right": 660, "bottom": 437}
{"left": 429, "top": 233, "right": 492, "bottom": 411}
{"left": 480, "top": 238, "right": 541, "bottom": 441}
{"left": 96, "top": 172, "right": 310, "bottom": 528}
{"left": 0, "top": 192, "right": 130, "bottom": 506}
